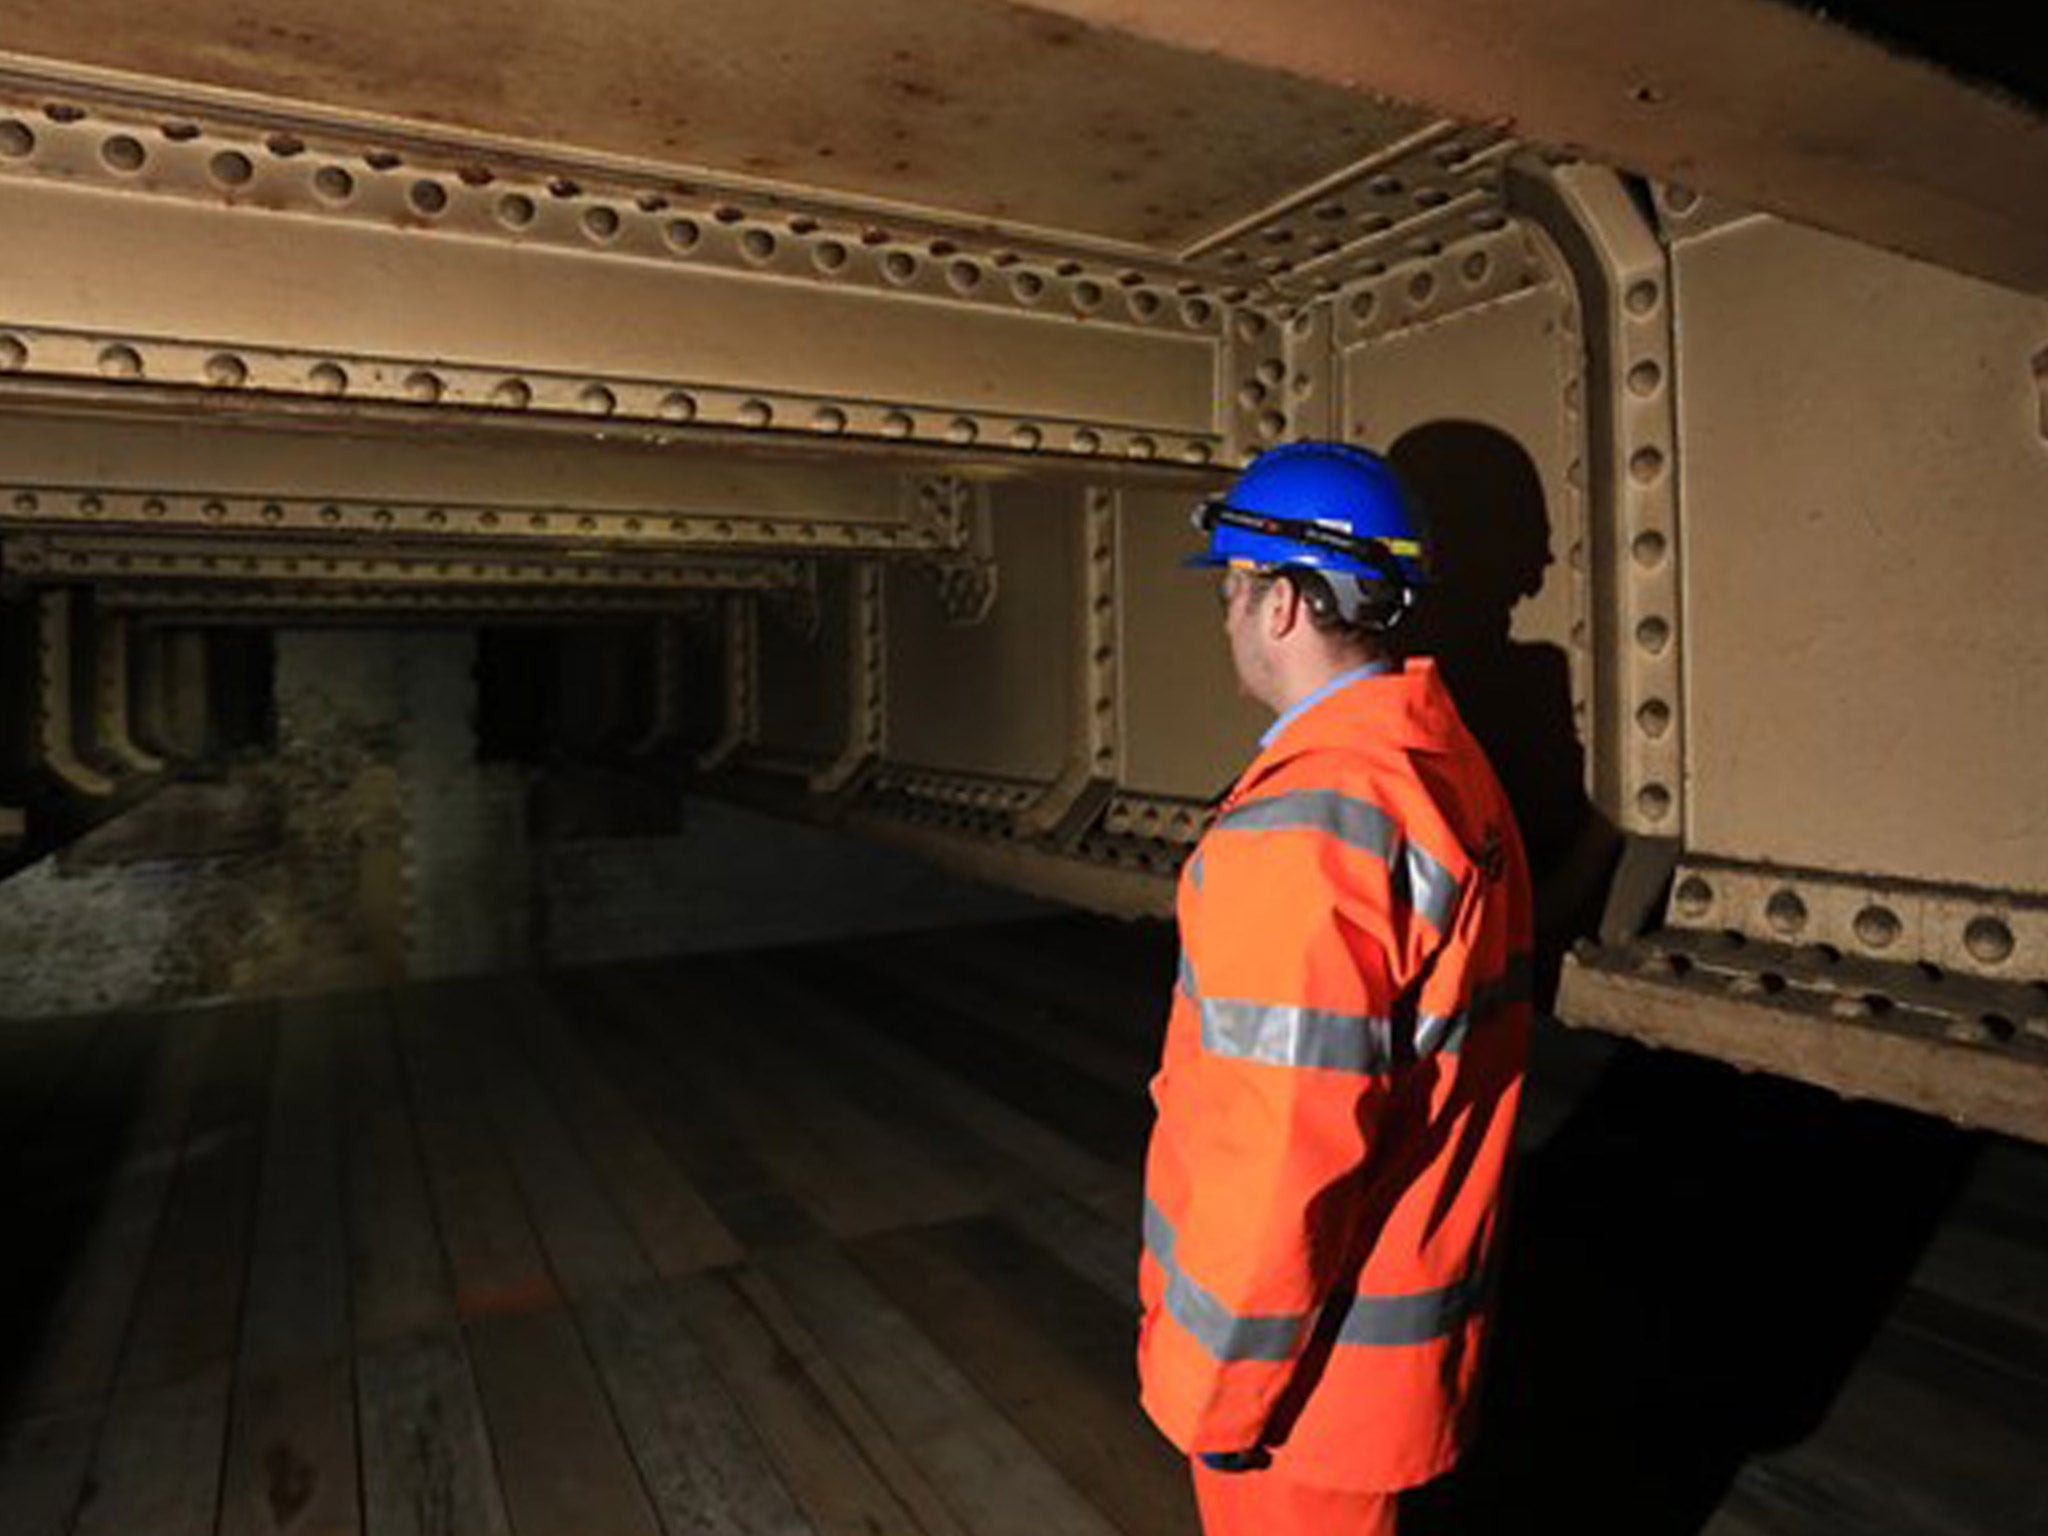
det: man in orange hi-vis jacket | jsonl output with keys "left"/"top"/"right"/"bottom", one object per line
{"left": 1139, "top": 441, "right": 1534, "bottom": 1536}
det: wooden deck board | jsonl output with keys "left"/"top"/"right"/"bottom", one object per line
{"left": 0, "top": 1409, "right": 97, "bottom": 1536}
{"left": 675, "top": 1269, "right": 944, "bottom": 1536}
{"left": 221, "top": 995, "right": 360, "bottom": 1536}
{"left": 851, "top": 1217, "right": 1195, "bottom": 1536}
{"left": 562, "top": 969, "right": 825, "bottom": 1250}
{"left": 339, "top": 994, "right": 453, "bottom": 1347}
{"left": 466, "top": 1307, "right": 662, "bottom": 1536}
{"left": 578, "top": 1282, "right": 815, "bottom": 1536}
{"left": 356, "top": 1329, "right": 509, "bottom": 1536}
{"left": 7, "top": 1012, "right": 210, "bottom": 1417}
{"left": 504, "top": 983, "right": 742, "bottom": 1279}
{"left": 451, "top": 979, "right": 652, "bottom": 1301}
{"left": 390, "top": 985, "right": 559, "bottom": 1321}
{"left": 758, "top": 1243, "right": 1124, "bottom": 1536}
{"left": 0, "top": 923, "right": 2043, "bottom": 1536}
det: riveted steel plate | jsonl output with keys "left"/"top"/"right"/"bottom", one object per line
{"left": 1673, "top": 217, "right": 2048, "bottom": 893}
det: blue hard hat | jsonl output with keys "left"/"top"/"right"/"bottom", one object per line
{"left": 1187, "top": 441, "right": 1428, "bottom": 588}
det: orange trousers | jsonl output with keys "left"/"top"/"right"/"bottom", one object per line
{"left": 1191, "top": 1462, "right": 1399, "bottom": 1536}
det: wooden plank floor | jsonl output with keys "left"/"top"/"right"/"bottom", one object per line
{"left": 2, "top": 914, "right": 2044, "bottom": 1536}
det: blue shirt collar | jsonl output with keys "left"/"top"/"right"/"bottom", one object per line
{"left": 1259, "top": 661, "right": 1394, "bottom": 749}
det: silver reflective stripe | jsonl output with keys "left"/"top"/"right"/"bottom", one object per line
{"left": 1145, "top": 1201, "right": 1480, "bottom": 1360}
{"left": 1146, "top": 1201, "right": 1308, "bottom": 1362}
{"left": 1178, "top": 953, "right": 1199, "bottom": 1000}
{"left": 1401, "top": 845, "right": 1465, "bottom": 935}
{"left": 1213, "top": 790, "right": 1463, "bottom": 931}
{"left": 1200, "top": 997, "right": 1397, "bottom": 1075}
{"left": 1331, "top": 1271, "right": 1488, "bottom": 1347}
{"left": 1415, "top": 954, "right": 1536, "bottom": 1056}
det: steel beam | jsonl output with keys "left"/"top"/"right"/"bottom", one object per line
{"left": 0, "top": 76, "right": 1239, "bottom": 468}
{"left": 3, "top": 532, "right": 802, "bottom": 592}
{"left": 1013, "top": 0, "right": 2048, "bottom": 294}
{"left": 33, "top": 589, "right": 117, "bottom": 797}
{"left": 1506, "top": 159, "right": 1683, "bottom": 839}
{"left": 91, "top": 609, "right": 164, "bottom": 775}
{"left": 1559, "top": 945, "right": 2048, "bottom": 1146}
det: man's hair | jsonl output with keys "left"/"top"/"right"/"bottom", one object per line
{"left": 1245, "top": 567, "right": 1395, "bottom": 660}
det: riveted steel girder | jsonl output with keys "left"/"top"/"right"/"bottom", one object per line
{"left": 1013, "top": 0, "right": 2048, "bottom": 295}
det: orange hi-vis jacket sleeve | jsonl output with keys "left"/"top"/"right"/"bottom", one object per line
{"left": 1138, "top": 659, "right": 1533, "bottom": 1493}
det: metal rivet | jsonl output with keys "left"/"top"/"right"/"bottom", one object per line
{"left": 584, "top": 206, "right": 621, "bottom": 241}
{"left": 666, "top": 218, "right": 701, "bottom": 252}
{"left": 1636, "top": 784, "right": 1672, "bottom": 822}
{"left": 741, "top": 228, "right": 776, "bottom": 263}
{"left": 210, "top": 150, "right": 254, "bottom": 187}
{"left": 1635, "top": 616, "right": 1671, "bottom": 654}
{"left": 1073, "top": 428, "right": 1103, "bottom": 454}
{"left": 811, "top": 406, "right": 848, "bottom": 434}
{"left": 309, "top": 362, "right": 349, "bottom": 396}
{"left": 314, "top": 166, "right": 355, "bottom": 201}
{"left": 1627, "top": 360, "right": 1664, "bottom": 396}
{"left": 1765, "top": 889, "right": 1808, "bottom": 935}
{"left": 882, "top": 410, "right": 914, "bottom": 438}
{"left": 0, "top": 335, "right": 25, "bottom": 372}
{"left": 1637, "top": 698, "right": 1672, "bottom": 738}
{"left": 404, "top": 370, "right": 444, "bottom": 404}
{"left": 1349, "top": 291, "right": 1377, "bottom": 323}
{"left": 1010, "top": 424, "right": 1043, "bottom": 451}
{"left": 659, "top": 391, "right": 697, "bottom": 423}
{"left": 947, "top": 417, "right": 978, "bottom": 445}
{"left": 1408, "top": 271, "right": 1437, "bottom": 304}
{"left": 497, "top": 196, "right": 537, "bottom": 231}
{"left": 1631, "top": 529, "right": 1668, "bottom": 568}
{"left": 579, "top": 384, "right": 617, "bottom": 417}
{"left": 1182, "top": 298, "right": 1216, "bottom": 327}
{"left": 1012, "top": 271, "right": 1045, "bottom": 302}
{"left": 1629, "top": 446, "right": 1667, "bottom": 484}
{"left": 1127, "top": 435, "right": 1157, "bottom": 460}
{"left": 409, "top": 180, "right": 447, "bottom": 215}
{"left": 1673, "top": 875, "right": 1713, "bottom": 919}
{"left": 883, "top": 251, "right": 918, "bottom": 284}
{"left": 1625, "top": 280, "right": 1661, "bottom": 315}
{"left": 101, "top": 135, "right": 146, "bottom": 172}
{"left": 205, "top": 353, "right": 248, "bottom": 388}
{"left": 948, "top": 260, "right": 983, "bottom": 293}
{"left": 98, "top": 344, "right": 143, "bottom": 379}
{"left": 1257, "top": 410, "right": 1287, "bottom": 440}
{"left": 1964, "top": 916, "right": 2015, "bottom": 966}
{"left": 0, "top": 120, "right": 34, "bottom": 158}
{"left": 1853, "top": 905, "right": 1901, "bottom": 949}
{"left": 492, "top": 378, "right": 532, "bottom": 410}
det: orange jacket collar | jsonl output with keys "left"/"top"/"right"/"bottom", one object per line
{"left": 1242, "top": 658, "right": 1465, "bottom": 785}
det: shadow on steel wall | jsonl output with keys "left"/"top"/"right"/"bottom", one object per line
{"left": 1390, "top": 418, "right": 1620, "bottom": 1002}
{"left": 1379, "top": 421, "right": 1985, "bottom": 1533}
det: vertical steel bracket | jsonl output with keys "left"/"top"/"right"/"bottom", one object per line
{"left": 696, "top": 594, "right": 759, "bottom": 772}
{"left": 808, "top": 562, "right": 887, "bottom": 797}
{"left": 1016, "top": 486, "right": 1121, "bottom": 846}
{"left": 1506, "top": 158, "right": 1685, "bottom": 840}
{"left": 35, "top": 587, "right": 118, "bottom": 797}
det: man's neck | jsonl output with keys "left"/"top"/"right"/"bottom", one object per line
{"left": 1259, "top": 654, "right": 1395, "bottom": 748}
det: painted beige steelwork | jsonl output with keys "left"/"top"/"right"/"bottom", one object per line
{"left": 0, "top": 15, "right": 2043, "bottom": 1135}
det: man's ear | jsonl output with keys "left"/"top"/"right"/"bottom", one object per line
{"left": 1265, "top": 574, "right": 1304, "bottom": 639}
